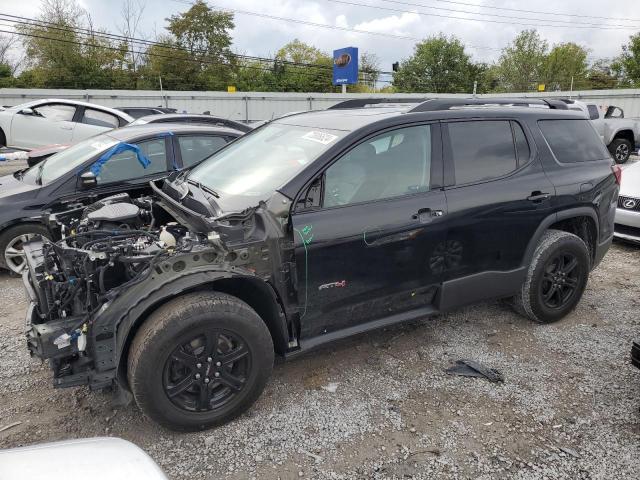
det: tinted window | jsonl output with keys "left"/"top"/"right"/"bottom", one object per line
{"left": 513, "top": 122, "right": 530, "bottom": 165}
{"left": 539, "top": 120, "right": 610, "bottom": 163}
{"left": 448, "top": 121, "right": 517, "bottom": 184}
{"left": 82, "top": 108, "right": 119, "bottom": 128}
{"left": 178, "top": 135, "right": 228, "bottom": 168}
{"left": 587, "top": 104, "right": 599, "bottom": 120}
{"left": 95, "top": 138, "right": 167, "bottom": 184}
{"left": 324, "top": 125, "right": 431, "bottom": 207}
{"left": 33, "top": 103, "right": 76, "bottom": 122}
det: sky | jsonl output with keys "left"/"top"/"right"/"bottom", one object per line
{"left": 3, "top": 0, "right": 640, "bottom": 80}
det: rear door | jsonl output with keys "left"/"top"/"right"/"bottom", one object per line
{"left": 11, "top": 103, "right": 77, "bottom": 148}
{"left": 72, "top": 107, "right": 121, "bottom": 142}
{"left": 291, "top": 123, "right": 447, "bottom": 339}
{"left": 441, "top": 119, "right": 555, "bottom": 302}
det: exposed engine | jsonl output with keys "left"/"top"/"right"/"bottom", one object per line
{"left": 24, "top": 193, "right": 197, "bottom": 375}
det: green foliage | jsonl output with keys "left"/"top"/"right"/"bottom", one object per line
{"left": 613, "top": 33, "right": 640, "bottom": 87}
{"left": 495, "top": 29, "right": 548, "bottom": 92}
{"left": 392, "top": 35, "right": 476, "bottom": 93}
{"left": 543, "top": 43, "right": 589, "bottom": 91}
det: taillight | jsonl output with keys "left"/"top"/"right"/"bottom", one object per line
{"left": 612, "top": 164, "right": 622, "bottom": 185}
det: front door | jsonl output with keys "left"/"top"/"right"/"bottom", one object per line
{"left": 12, "top": 103, "right": 77, "bottom": 148}
{"left": 291, "top": 124, "right": 448, "bottom": 340}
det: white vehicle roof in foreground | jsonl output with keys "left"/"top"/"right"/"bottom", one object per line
{"left": 0, "top": 437, "right": 168, "bottom": 480}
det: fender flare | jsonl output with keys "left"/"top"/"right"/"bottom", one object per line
{"left": 96, "top": 269, "right": 289, "bottom": 384}
{"left": 521, "top": 207, "right": 599, "bottom": 268}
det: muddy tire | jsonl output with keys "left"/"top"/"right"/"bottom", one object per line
{"left": 513, "top": 229, "right": 590, "bottom": 324}
{"left": 128, "top": 291, "right": 274, "bottom": 432}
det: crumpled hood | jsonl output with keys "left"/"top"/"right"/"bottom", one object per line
{"left": 0, "top": 173, "right": 40, "bottom": 198}
{"left": 621, "top": 162, "right": 640, "bottom": 198}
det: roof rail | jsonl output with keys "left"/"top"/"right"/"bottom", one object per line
{"left": 328, "top": 98, "right": 429, "bottom": 109}
{"left": 408, "top": 97, "right": 568, "bottom": 112}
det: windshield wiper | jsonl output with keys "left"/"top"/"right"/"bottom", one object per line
{"left": 187, "top": 179, "right": 220, "bottom": 198}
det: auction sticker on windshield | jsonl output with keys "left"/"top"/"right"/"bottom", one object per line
{"left": 301, "top": 131, "right": 339, "bottom": 145}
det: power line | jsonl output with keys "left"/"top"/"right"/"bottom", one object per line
{"left": 425, "top": 0, "right": 640, "bottom": 23}
{"left": 324, "top": 0, "right": 640, "bottom": 30}
{"left": 375, "top": 0, "right": 640, "bottom": 28}
{"left": 177, "top": 0, "right": 501, "bottom": 52}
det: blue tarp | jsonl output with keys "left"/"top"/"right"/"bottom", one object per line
{"left": 90, "top": 142, "right": 151, "bottom": 176}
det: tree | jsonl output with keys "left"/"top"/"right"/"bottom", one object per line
{"left": 587, "top": 59, "right": 619, "bottom": 90}
{"left": 357, "top": 52, "right": 380, "bottom": 90}
{"left": 496, "top": 29, "right": 548, "bottom": 92}
{"left": 613, "top": 33, "right": 640, "bottom": 87}
{"left": 543, "top": 42, "right": 589, "bottom": 91}
{"left": 166, "top": 0, "right": 235, "bottom": 90}
{"left": 272, "top": 39, "right": 333, "bottom": 92}
{"left": 118, "top": 0, "right": 147, "bottom": 75}
{"left": 392, "top": 35, "right": 476, "bottom": 93}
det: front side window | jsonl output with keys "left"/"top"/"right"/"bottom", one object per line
{"left": 33, "top": 103, "right": 76, "bottom": 122}
{"left": 448, "top": 120, "right": 518, "bottom": 185}
{"left": 323, "top": 125, "right": 432, "bottom": 207}
{"left": 539, "top": 119, "right": 610, "bottom": 163}
{"left": 95, "top": 138, "right": 167, "bottom": 184}
{"left": 178, "top": 135, "right": 228, "bottom": 168}
{"left": 82, "top": 108, "right": 119, "bottom": 128}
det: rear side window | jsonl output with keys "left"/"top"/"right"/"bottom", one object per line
{"left": 587, "top": 105, "right": 599, "bottom": 120}
{"left": 447, "top": 120, "right": 519, "bottom": 185}
{"left": 539, "top": 120, "right": 610, "bottom": 163}
{"left": 82, "top": 108, "right": 119, "bottom": 129}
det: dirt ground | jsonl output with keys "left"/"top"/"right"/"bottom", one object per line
{"left": 0, "top": 241, "right": 639, "bottom": 479}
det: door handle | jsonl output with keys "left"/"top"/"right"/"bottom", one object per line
{"left": 60, "top": 125, "right": 73, "bottom": 130}
{"left": 412, "top": 208, "right": 444, "bottom": 222}
{"left": 527, "top": 192, "right": 550, "bottom": 202}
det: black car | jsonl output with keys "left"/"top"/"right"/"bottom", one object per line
{"left": 115, "top": 106, "right": 178, "bottom": 118}
{"left": 0, "top": 123, "right": 243, "bottom": 274}
{"left": 130, "top": 113, "right": 254, "bottom": 133}
{"left": 21, "top": 98, "right": 619, "bottom": 431}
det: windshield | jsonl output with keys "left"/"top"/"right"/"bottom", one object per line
{"left": 22, "top": 134, "right": 118, "bottom": 184}
{"left": 188, "top": 122, "right": 346, "bottom": 206}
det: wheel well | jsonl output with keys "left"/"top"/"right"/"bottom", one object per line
{"left": 549, "top": 216, "right": 597, "bottom": 264}
{"left": 117, "top": 276, "right": 290, "bottom": 389}
{"left": 613, "top": 130, "right": 634, "bottom": 144}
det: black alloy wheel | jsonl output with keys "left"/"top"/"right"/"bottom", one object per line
{"left": 163, "top": 329, "right": 251, "bottom": 412}
{"left": 539, "top": 252, "right": 581, "bottom": 309}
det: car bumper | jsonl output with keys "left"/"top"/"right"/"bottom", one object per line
{"left": 614, "top": 207, "right": 640, "bottom": 243}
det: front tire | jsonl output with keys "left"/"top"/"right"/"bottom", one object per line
{"left": 0, "top": 224, "right": 50, "bottom": 275}
{"left": 128, "top": 291, "right": 274, "bottom": 432}
{"left": 514, "top": 230, "right": 590, "bottom": 324}
{"left": 608, "top": 138, "right": 633, "bottom": 164}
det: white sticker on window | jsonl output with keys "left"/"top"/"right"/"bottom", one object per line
{"left": 301, "top": 131, "right": 338, "bottom": 145}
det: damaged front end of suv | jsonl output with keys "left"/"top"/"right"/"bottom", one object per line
{"left": 23, "top": 176, "right": 297, "bottom": 391}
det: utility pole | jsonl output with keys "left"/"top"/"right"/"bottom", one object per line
{"left": 473, "top": 80, "right": 478, "bottom": 98}
{"left": 159, "top": 76, "right": 168, "bottom": 108}
{"left": 569, "top": 76, "right": 574, "bottom": 99}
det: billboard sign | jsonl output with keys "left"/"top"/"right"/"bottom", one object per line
{"left": 333, "top": 47, "right": 359, "bottom": 85}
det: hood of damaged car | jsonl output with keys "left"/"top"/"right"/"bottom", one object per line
{"left": 0, "top": 172, "right": 41, "bottom": 198}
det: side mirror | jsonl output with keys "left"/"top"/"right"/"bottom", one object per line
{"left": 20, "top": 107, "right": 35, "bottom": 116}
{"left": 79, "top": 171, "right": 98, "bottom": 190}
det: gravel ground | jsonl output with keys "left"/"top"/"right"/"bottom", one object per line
{"left": 0, "top": 242, "right": 639, "bottom": 479}
{"left": 0, "top": 152, "right": 639, "bottom": 478}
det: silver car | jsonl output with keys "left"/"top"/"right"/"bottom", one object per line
{"left": 615, "top": 161, "right": 640, "bottom": 243}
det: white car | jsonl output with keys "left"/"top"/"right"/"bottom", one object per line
{"left": 0, "top": 99, "right": 133, "bottom": 149}
{"left": 615, "top": 161, "right": 640, "bottom": 243}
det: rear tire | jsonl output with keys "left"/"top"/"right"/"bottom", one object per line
{"left": 128, "top": 291, "right": 274, "bottom": 432}
{"left": 513, "top": 229, "right": 590, "bottom": 324}
{"left": 608, "top": 138, "right": 632, "bottom": 164}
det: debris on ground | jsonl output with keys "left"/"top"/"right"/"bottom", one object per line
{"left": 445, "top": 359, "right": 504, "bottom": 383}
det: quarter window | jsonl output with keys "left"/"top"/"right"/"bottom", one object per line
{"left": 447, "top": 120, "right": 519, "bottom": 185}
{"left": 178, "top": 135, "right": 229, "bottom": 168}
{"left": 323, "top": 125, "right": 432, "bottom": 207}
{"left": 539, "top": 119, "right": 610, "bottom": 163}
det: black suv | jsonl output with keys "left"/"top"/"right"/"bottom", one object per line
{"left": 21, "top": 98, "right": 620, "bottom": 431}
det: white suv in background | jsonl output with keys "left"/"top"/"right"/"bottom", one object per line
{"left": 615, "top": 161, "right": 640, "bottom": 244}
{"left": 0, "top": 99, "right": 133, "bottom": 149}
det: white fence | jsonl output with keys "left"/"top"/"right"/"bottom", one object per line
{"left": 3, "top": 88, "right": 640, "bottom": 121}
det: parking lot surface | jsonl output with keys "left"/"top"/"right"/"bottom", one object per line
{"left": 0, "top": 241, "right": 638, "bottom": 479}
